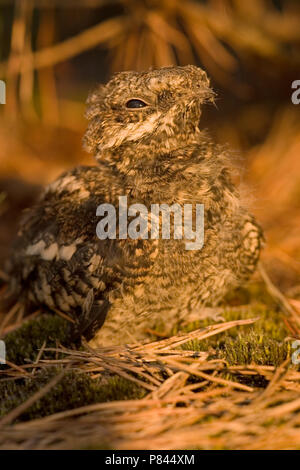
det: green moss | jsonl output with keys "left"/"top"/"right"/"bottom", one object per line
{"left": 181, "top": 301, "right": 287, "bottom": 354}
{"left": 0, "top": 367, "right": 146, "bottom": 422}
{"left": 222, "top": 304, "right": 286, "bottom": 342}
{"left": 4, "top": 314, "right": 73, "bottom": 365}
{"left": 219, "top": 330, "right": 291, "bottom": 366}
{"left": 97, "top": 375, "right": 146, "bottom": 402}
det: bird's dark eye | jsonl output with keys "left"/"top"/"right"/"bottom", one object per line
{"left": 126, "top": 99, "right": 148, "bottom": 109}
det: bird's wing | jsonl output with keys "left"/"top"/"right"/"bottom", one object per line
{"left": 3, "top": 166, "right": 127, "bottom": 339}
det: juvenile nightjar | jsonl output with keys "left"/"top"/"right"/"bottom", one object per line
{"left": 2, "top": 66, "right": 263, "bottom": 345}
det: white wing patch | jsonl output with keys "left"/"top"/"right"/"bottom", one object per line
{"left": 26, "top": 239, "right": 83, "bottom": 261}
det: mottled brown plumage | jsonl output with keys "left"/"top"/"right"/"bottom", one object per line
{"left": 3, "top": 66, "right": 263, "bottom": 345}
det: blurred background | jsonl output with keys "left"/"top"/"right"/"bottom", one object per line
{"left": 0, "top": 0, "right": 299, "bottom": 292}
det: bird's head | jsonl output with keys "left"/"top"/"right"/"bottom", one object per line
{"left": 83, "top": 65, "right": 214, "bottom": 162}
